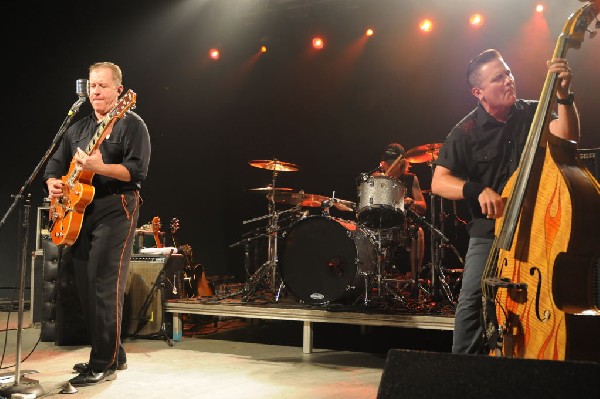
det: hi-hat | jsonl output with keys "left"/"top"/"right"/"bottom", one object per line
{"left": 248, "top": 186, "right": 295, "bottom": 192}
{"left": 405, "top": 143, "right": 443, "bottom": 163}
{"left": 248, "top": 159, "right": 299, "bottom": 172}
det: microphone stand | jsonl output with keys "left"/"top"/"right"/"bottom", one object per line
{"left": 0, "top": 95, "right": 87, "bottom": 398}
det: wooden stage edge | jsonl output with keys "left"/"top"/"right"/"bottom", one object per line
{"left": 165, "top": 300, "right": 455, "bottom": 354}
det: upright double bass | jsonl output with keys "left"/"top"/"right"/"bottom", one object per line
{"left": 481, "top": 1, "right": 600, "bottom": 361}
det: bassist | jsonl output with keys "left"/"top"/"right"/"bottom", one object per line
{"left": 430, "top": 49, "right": 579, "bottom": 354}
{"left": 43, "top": 62, "right": 151, "bottom": 386}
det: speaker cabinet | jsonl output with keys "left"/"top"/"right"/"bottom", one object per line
{"left": 377, "top": 349, "right": 600, "bottom": 399}
{"left": 123, "top": 254, "right": 184, "bottom": 338}
{"left": 578, "top": 147, "right": 600, "bottom": 181}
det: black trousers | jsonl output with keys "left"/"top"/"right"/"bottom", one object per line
{"left": 70, "top": 191, "right": 140, "bottom": 371}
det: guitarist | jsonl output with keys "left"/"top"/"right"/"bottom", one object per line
{"left": 43, "top": 62, "right": 151, "bottom": 386}
{"left": 430, "top": 49, "right": 579, "bottom": 354}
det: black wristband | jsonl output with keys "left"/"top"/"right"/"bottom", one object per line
{"left": 463, "top": 181, "right": 486, "bottom": 201}
{"left": 557, "top": 92, "right": 574, "bottom": 106}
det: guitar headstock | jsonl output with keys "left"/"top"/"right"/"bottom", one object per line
{"left": 170, "top": 218, "right": 180, "bottom": 235}
{"left": 151, "top": 216, "right": 161, "bottom": 233}
{"left": 109, "top": 89, "right": 137, "bottom": 120}
{"left": 151, "top": 216, "right": 163, "bottom": 248}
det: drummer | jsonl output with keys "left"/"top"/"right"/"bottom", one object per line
{"left": 373, "top": 143, "right": 427, "bottom": 278}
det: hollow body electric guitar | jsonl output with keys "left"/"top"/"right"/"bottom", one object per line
{"left": 481, "top": 2, "right": 600, "bottom": 361}
{"left": 49, "top": 90, "right": 137, "bottom": 246}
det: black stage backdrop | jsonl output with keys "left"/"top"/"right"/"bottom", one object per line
{"left": 1, "top": 0, "right": 599, "bottom": 294}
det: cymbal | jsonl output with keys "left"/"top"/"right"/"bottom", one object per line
{"left": 248, "top": 159, "right": 299, "bottom": 172}
{"left": 247, "top": 186, "right": 295, "bottom": 192}
{"left": 332, "top": 198, "right": 356, "bottom": 212}
{"left": 270, "top": 192, "right": 329, "bottom": 207}
{"left": 405, "top": 143, "right": 443, "bottom": 163}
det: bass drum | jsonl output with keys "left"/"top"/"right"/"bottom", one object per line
{"left": 279, "top": 216, "right": 376, "bottom": 305}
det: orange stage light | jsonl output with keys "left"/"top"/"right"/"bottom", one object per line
{"left": 312, "top": 37, "right": 324, "bottom": 50}
{"left": 365, "top": 28, "right": 374, "bottom": 37}
{"left": 260, "top": 45, "right": 267, "bottom": 53}
{"left": 209, "top": 48, "right": 220, "bottom": 60}
{"left": 536, "top": 4, "right": 544, "bottom": 13}
{"left": 419, "top": 19, "right": 433, "bottom": 33}
{"left": 469, "top": 14, "right": 484, "bottom": 28}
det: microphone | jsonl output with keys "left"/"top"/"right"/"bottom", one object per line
{"left": 75, "top": 79, "right": 89, "bottom": 98}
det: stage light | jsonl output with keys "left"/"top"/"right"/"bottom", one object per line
{"left": 419, "top": 19, "right": 433, "bottom": 33}
{"left": 209, "top": 48, "right": 220, "bottom": 61}
{"left": 365, "top": 28, "right": 374, "bottom": 37}
{"left": 536, "top": 4, "right": 544, "bottom": 13}
{"left": 260, "top": 45, "right": 267, "bottom": 54}
{"left": 312, "top": 36, "right": 324, "bottom": 50}
{"left": 469, "top": 14, "right": 484, "bottom": 28}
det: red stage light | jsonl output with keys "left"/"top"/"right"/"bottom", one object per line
{"left": 419, "top": 19, "right": 433, "bottom": 33}
{"left": 469, "top": 14, "right": 484, "bottom": 28}
{"left": 365, "top": 28, "right": 374, "bottom": 37}
{"left": 209, "top": 48, "right": 220, "bottom": 60}
{"left": 312, "top": 37, "right": 324, "bottom": 50}
{"left": 536, "top": 4, "right": 544, "bottom": 13}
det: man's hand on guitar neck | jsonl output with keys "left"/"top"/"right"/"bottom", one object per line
{"left": 75, "top": 147, "right": 132, "bottom": 182}
{"left": 75, "top": 147, "right": 103, "bottom": 173}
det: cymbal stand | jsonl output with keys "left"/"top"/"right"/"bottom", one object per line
{"left": 417, "top": 199, "right": 455, "bottom": 303}
{"left": 239, "top": 169, "right": 303, "bottom": 301}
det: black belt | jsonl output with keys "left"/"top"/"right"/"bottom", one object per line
{"left": 95, "top": 187, "right": 137, "bottom": 198}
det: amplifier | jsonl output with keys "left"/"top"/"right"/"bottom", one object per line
{"left": 578, "top": 147, "right": 600, "bottom": 181}
{"left": 123, "top": 254, "right": 185, "bottom": 337}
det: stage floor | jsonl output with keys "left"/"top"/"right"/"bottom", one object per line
{"left": 0, "top": 310, "right": 453, "bottom": 399}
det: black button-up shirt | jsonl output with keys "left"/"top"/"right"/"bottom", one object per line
{"left": 434, "top": 100, "right": 551, "bottom": 238}
{"left": 44, "top": 110, "right": 151, "bottom": 198}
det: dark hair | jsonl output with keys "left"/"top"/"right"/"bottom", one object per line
{"left": 467, "top": 49, "right": 503, "bottom": 89}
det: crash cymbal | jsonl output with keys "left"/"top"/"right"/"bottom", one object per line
{"left": 405, "top": 143, "right": 443, "bottom": 163}
{"left": 269, "top": 192, "right": 329, "bottom": 207}
{"left": 248, "top": 159, "right": 300, "bottom": 172}
{"left": 300, "top": 193, "right": 329, "bottom": 207}
{"left": 247, "top": 186, "right": 295, "bottom": 192}
{"left": 332, "top": 198, "right": 356, "bottom": 212}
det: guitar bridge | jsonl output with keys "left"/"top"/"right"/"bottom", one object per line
{"left": 483, "top": 277, "right": 527, "bottom": 290}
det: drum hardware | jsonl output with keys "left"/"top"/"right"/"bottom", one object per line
{"left": 248, "top": 159, "right": 300, "bottom": 292}
{"left": 408, "top": 207, "right": 457, "bottom": 305}
{"left": 404, "top": 143, "right": 460, "bottom": 305}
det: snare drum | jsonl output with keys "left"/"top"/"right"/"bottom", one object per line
{"left": 357, "top": 175, "right": 405, "bottom": 229}
{"left": 279, "top": 216, "right": 376, "bottom": 305}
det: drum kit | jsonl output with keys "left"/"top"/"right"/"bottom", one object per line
{"left": 234, "top": 145, "right": 465, "bottom": 310}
